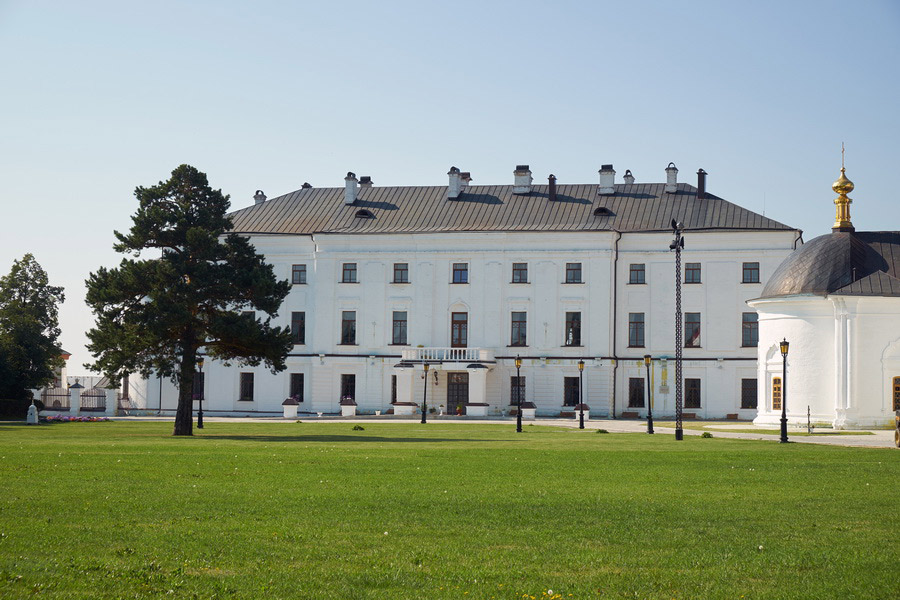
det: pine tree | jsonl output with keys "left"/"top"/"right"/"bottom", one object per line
{"left": 85, "top": 165, "right": 291, "bottom": 435}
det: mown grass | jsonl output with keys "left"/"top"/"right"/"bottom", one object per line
{"left": 0, "top": 421, "right": 897, "bottom": 599}
{"left": 654, "top": 421, "right": 875, "bottom": 436}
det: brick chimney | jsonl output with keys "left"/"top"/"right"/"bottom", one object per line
{"left": 448, "top": 166, "right": 462, "bottom": 200}
{"left": 513, "top": 165, "right": 533, "bottom": 194}
{"left": 460, "top": 172, "right": 472, "bottom": 192}
{"left": 359, "top": 176, "right": 374, "bottom": 188}
{"left": 598, "top": 164, "right": 616, "bottom": 195}
{"left": 665, "top": 162, "right": 678, "bottom": 193}
{"left": 548, "top": 174, "right": 557, "bottom": 201}
{"left": 344, "top": 172, "right": 358, "bottom": 205}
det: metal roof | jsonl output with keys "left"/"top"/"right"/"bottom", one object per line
{"left": 759, "top": 231, "right": 900, "bottom": 298}
{"left": 228, "top": 183, "right": 794, "bottom": 235}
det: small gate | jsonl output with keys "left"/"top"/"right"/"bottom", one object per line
{"left": 41, "top": 387, "right": 70, "bottom": 411}
{"left": 80, "top": 387, "right": 107, "bottom": 412}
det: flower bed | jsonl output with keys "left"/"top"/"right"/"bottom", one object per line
{"left": 42, "top": 415, "right": 110, "bottom": 423}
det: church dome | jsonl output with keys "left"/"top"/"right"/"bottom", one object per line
{"left": 759, "top": 231, "right": 900, "bottom": 298}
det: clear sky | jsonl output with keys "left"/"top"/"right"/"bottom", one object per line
{"left": 1, "top": 0, "right": 898, "bottom": 375}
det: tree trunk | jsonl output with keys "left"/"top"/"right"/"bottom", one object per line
{"left": 173, "top": 345, "right": 196, "bottom": 436}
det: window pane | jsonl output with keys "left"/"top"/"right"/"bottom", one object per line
{"left": 685, "top": 263, "right": 701, "bottom": 283}
{"left": 629, "top": 313, "right": 645, "bottom": 347}
{"left": 685, "top": 313, "right": 701, "bottom": 347}
{"left": 742, "top": 313, "right": 758, "bottom": 347}
{"left": 742, "top": 262, "right": 760, "bottom": 283}
{"left": 628, "top": 377, "right": 645, "bottom": 407}
{"left": 239, "top": 373, "right": 254, "bottom": 401}
{"left": 393, "top": 263, "right": 409, "bottom": 283}
{"left": 290, "top": 373, "right": 304, "bottom": 401}
{"left": 565, "top": 263, "right": 582, "bottom": 283}
{"left": 741, "top": 378, "right": 757, "bottom": 409}
{"left": 292, "top": 264, "right": 307, "bottom": 284}
{"left": 452, "top": 263, "right": 468, "bottom": 283}
{"left": 392, "top": 311, "right": 408, "bottom": 345}
{"left": 511, "top": 312, "right": 527, "bottom": 346}
{"left": 341, "top": 374, "right": 356, "bottom": 401}
{"left": 510, "top": 376, "right": 525, "bottom": 404}
{"left": 772, "top": 376, "right": 782, "bottom": 410}
{"left": 291, "top": 311, "right": 305, "bottom": 345}
{"left": 341, "top": 311, "right": 356, "bottom": 344}
{"left": 564, "top": 377, "right": 579, "bottom": 406}
{"left": 512, "top": 263, "right": 528, "bottom": 283}
{"left": 342, "top": 263, "right": 357, "bottom": 283}
{"left": 629, "top": 264, "right": 645, "bottom": 284}
{"left": 565, "top": 312, "right": 581, "bottom": 346}
{"left": 685, "top": 378, "right": 701, "bottom": 408}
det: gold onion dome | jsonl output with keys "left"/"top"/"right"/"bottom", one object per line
{"left": 832, "top": 168, "right": 854, "bottom": 195}
{"left": 832, "top": 166, "right": 854, "bottom": 232}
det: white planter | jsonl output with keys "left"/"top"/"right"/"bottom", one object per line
{"left": 341, "top": 405, "right": 357, "bottom": 417}
{"left": 393, "top": 403, "right": 416, "bottom": 416}
{"left": 283, "top": 404, "right": 298, "bottom": 419}
{"left": 575, "top": 410, "right": 590, "bottom": 422}
{"left": 521, "top": 407, "right": 536, "bottom": 420}
{"left": 466, "top": 404, "right": 488, "bottom": 417}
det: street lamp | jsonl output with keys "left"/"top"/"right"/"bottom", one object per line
{"left": 644, "top": 354, "right": 654, "bottom": 434}
{"left": 515, "top": 355, "right": 523, "bottom": 433}
{"left": 669, "top": 219, "right": 685, "bottom": 441}
{"left": 421, "top": 362, "right": 429, "bottom": 424}
{"left": 196, "top": 357, "right": 205, "bottom": 429}
{"left": 578, "top": 359, "right": 585, "bottom": 429}
{"left": 780, "top": 338, "right": 789, "bottom": 443}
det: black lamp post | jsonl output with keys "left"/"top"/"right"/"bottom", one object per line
{"left": 780, "top": 338, "right": 789, "bottom": 443}
{"left": 644, "top": 354, "right": 654, "bottom": 434}
{"left": 669, "top": 219, "right": 685, "bottom": 441}
{"left": 421, "top": 362, "right": 429, "bottom": 424}
{"left": 515, "top": 355, "right": 523, "bottom": 433}
{"left": 196, "top": 357, "right": 204, "bottom": 429}
{"left": 578, "top": 359, "right": 585, "bottom": 429}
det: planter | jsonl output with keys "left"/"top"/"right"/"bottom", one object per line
{"left": 341, "top": 404, "right": 357, "bottom": 417}
{"left": 393, "top": 402, "right": 417, "bottom": 416}
{"left": 282, "top": 397, "right": 299, "bottom": 419}
{"left": 574, "top": 404, "right": 590, "bottom": 422}
{"left": 465, "top": 403, "right": 489, "bottom": 417}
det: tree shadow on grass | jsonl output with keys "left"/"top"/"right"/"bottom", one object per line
{"left": 202, "top": 434, "right": 500, "bottom": 444}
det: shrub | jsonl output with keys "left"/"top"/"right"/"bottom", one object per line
{"left": 352, "top": 425, "right": 365, "bottom": 431}
{"left": 701, "top": 431, "right": 713, "bottom": 438}
{"left": 596, "top": 429, "right": 609, "bottom": 434}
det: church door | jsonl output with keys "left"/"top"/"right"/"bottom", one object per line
{"left": 447, "top": 373, "right": 469, "bottom": 415}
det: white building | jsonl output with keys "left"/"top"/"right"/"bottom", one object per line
{"left": 139, "top": 164, "right": 800, "bottom": 419}
{"left": 748, "top": 168, "right": 900, "bottom": 429}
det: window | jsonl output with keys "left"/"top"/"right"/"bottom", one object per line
{"left": 564, "top": 377, "right": 580, "bottom": 406}
{"left": 741, "top": 378, "right": 757, "bottom": 409}
{"left": 510, "top": 312, "right": 527, "bottom": 346}
{"left": 511, "top": 376, "right": 525, "bottom": 405}
{"left": 341, "top": 374, "right": 356, "bottom": 402}
{"left": 393, "top": 263, "right": 409, "bottom": 283}
{"left": 340, "top": 311, "right": 356, "bottom": 345}
{"left": 192, "top": 372, "right": 204, "bottom": 400}
{"left": 292, "top": 264, "right": 307, "bottom": 284}
{"left": 291, "top": 311, "right": 305, "bottom": 345}
{"left": 685, "top": 262, "right": 701, "bottom": 283}
{"left": 512, "top": 263, "right": 528, "bottom": 283}
{"left": 629, "top": 263, "right": 646, "bottom": 284}
{"left": 565, "top": 312, "right": 582, "bottom": 346}
{"left": 290, "top": 373, "right": 304, "bottom": 402}
{"left": 893, "top": 376, "right": 900, "bottom": 411}
{"left": 742, "top": 313, "right": 758, "bottom": 347}
{"left": 685, "top": 313, "right": 701, "bottom": 347}
{"left": 452, "top": 263, "right": 468, "bottom": 283}
{"left": 342, "top": 263, "right": 357, "bottom": 283}
{"left": 392, "top": 311, "right": 408, "bottom": 345}
{"left": 239, "top": 373, "right": 254, "bottom": 401}
{"left": 742, "top": 262, "right": 760, "bottom": 283}
{"left": 628, "top": 377, "right": 645, "bottom": 407}
{"left": 565, "top": 263, "right": 582, "bottom": 283}
{"left": 629, "top": 313, "right": 645, "bottom": 347}
{"left": 391, "top": 375, "right": 397, "bottom": 403}
{"left": 685, "top": 378, "right": 701, "bottom": 408}
{"left": 772, "top": 376, "right": 782, "bottom": 411}
{"left": 451, "top": 312, "right": 468, "bottom": 348}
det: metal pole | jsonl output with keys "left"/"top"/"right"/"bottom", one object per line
{"left": 516, "top": 357, "right": 522, "bottom": 433}
{"left": 671, "top": 222, "right": 684, "bottom": 441}
{"left": 421, "top": 363, "right": 428, "bottom": 424}
{"left": 197, "top": 362, "right": 204, "bottom": 429}
{"left": 780, "top": 350, "right": 788, "bottom": 443}
{"left": 645, "top": 355, "right": 654, "bottom": 434}
{"left": 578, "top": 364, "right": 584, "bottom": 429}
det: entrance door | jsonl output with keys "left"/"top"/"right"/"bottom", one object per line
{"left": 451, "top": 312, "right": 468, "bottom": 348}
{"left": 447, "top": 373, "right": 469, "bottom": 415}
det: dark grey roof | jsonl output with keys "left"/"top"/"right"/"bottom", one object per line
{"left": 759, "top": 231, "right": 900, "bottom": 299}
{"left": 228, "top": 183, "right": 793, "bottom": 235}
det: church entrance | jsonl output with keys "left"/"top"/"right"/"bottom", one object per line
{"left": 447, "top": 372, "right": 469, "bottom": 415}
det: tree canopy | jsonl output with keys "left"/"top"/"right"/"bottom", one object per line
{"left": 85, "top": 164, "right": 292, "bottom": 435}
{"left": 0, "top": 254, "right": 65, "bottom": 403}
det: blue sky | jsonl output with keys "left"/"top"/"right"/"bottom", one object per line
{"left": 1, "top": 0, "right": 898, "bottom": 373}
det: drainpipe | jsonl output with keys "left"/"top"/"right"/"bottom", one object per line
{"left": 793, "top": 230, "right": 804, "bottom": 250}
{"left": 610, "top": 230, "right": 622, "bottom": 418}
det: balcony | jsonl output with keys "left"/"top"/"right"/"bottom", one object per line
{"left": 401, "top": 347, "right": 494, "bottom": 363}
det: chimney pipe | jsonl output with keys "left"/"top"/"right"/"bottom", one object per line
{"left": 253, "top": 190, "right": 267, "bottom": 205}
{"left": 513, "top": 165, "right": 533, "bottom": 194}
{"left": 460, "top": 172, "right": 472, "bottom": 192}
{"left": 344, "top": 172, "right": 358, "bottom": 205}
{"left": 548, "top": 174, "right": 557, "bottom": 201}
{"left": 359, "top": 176, "right": 373, "bottom": 188}
{"left": 697, "top": 168, "right": 707, "bottom": 199}
{"left": 665, "top": 162, "right": 678, "bottom": 193}
{"left": 598, "top": 164, "right": 616, "bottom": 195}
{"left": 301, "top": 182, "right": 312, "bottom": 189}
{"left": 448, "top": 166, "right": 462, "bottom": 200}
{"left": 623, "top": 170, "right": 635, "bottom": 185}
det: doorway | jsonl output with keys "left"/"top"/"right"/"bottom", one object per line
{"left": 447, "top": 372, "right": 469, "bottom": 415}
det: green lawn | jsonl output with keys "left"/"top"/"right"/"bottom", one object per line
{"left": 654, "top": 421, "right": 876, "bottom": 436}
{"left": 0, "top": 421, "right": 897, "bottom": 599}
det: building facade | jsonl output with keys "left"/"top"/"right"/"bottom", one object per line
{"left": 138, "top": 164, "right": 800, "bottom": 418}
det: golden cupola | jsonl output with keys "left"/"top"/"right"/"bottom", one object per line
{"left": 832, "top": 166, "right": 855, "bottom": 232}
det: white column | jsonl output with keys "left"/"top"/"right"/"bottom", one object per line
{"left": 467, "top": 367, "right": 487, "bottom": 405}
{"left": 70, "top": 385, "right": 83, "bottom": 416}
{"left": 395, "top": 367, "right": 414, "bottom": 403}
{"left": 105, "top": 389, "right": 118, "bottom": 416}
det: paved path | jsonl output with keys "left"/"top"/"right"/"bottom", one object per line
{"left": 110, "top": 415, "right": 897, "bottom": 449}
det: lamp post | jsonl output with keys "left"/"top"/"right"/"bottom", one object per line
{"left": 644, "top": 354, "right": 654, "bottom": 434}
{"left": 578, "top": 359, "right": 585, "bottom": 429}
{"left": 669, "top": 219, "right": 685, "bottom": 441}
{"left": 196, "top": 357, "right": 204, "bottom": 429}
{"left": 515, "top": 355, "right": 523, "bottom": 433}
{"left": 421, "top": 362, "right": 429, "bottom": 424}
{"left": 780, "top": 338, "right": 789, "bottom": 443}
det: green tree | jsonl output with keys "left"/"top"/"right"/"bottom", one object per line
{"left": 85, "top": 165, "right": 292, "bottom": 436}
{"left": 0, "top": 254, "right": 65, "bottom": 403}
